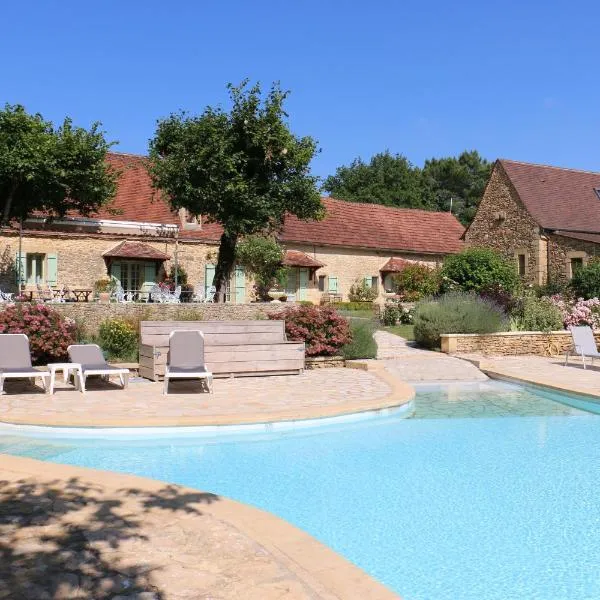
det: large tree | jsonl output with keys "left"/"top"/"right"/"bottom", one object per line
{"left": 322, "top": 149, "right": 491, "bottom": 225}
{"left": 0, "top": 104, "right": 117, "bottom": 224}
{"left": 148, "top": 81, "right": 323, "bottom": 302}
{"left": 322, "top": 151, "right": 431, "bottom": 209}
{"left": 422, "top": 150, "right": 491, "bottom": 224}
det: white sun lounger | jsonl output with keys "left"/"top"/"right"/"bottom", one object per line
{"left": 67, "top": 344, "right": 130, "bottom": 393}
{"left": 564, "top": 326, "right": 600, "bottom": 369}
{"left": 163, "top": 330, "right": 213, "bottom": 395}
{"left": 0, "top": 334, "right": 50, "bottom": 394}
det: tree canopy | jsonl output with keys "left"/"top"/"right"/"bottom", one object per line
{"left": 0, "top": 104, "right": 117, "bottom": 224}
{"left": 422, "top": 151, "right": 491, "bottom": 224}
{"left": 149, "top": 81, "right": 323, "bottom": 302}
{"left": 322, "top": 149, "right": 492, "bottom": 225}
{"left": 322, "top": 152, "right": 430, "bottom": 209}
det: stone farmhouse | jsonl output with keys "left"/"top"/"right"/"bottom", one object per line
{"left": 465, "top": 159, "right": 600, "bottom": 285}
{"left": 0, "top": 152, "right": 465, "bottom": 303}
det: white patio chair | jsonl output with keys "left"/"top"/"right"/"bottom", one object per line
{"left": 192, "top": 285, "right": 204, "bottom": 303}
{"left": 203, "top": 285, "right": 216, "bottom": 303}
{"left": 165, "top": 285, "right": 181, "bottom": 304}
{"left": 163, "top": 330, "right": 213, "bottom": 395}
{"left": 112, "top": 285, "right": 132, "bottom": 303}
{"left": 565, "top": 326, "right": 600, "bottom": 369}
{"left": 67, "top": 344, "right": 130, "bottom": 393}
{"left": 0, "top": 334, "right": 50, "bottom": 394}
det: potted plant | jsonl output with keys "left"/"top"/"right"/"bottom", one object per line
{"left": 94, "top": 278, "right": 112, "bottom": 303}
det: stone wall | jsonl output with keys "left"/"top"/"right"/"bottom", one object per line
{"left": 8, "top": 302, "right": 285, "bottom": 336}
{"left": 547, "top": 233, "right": 600, "bottom": 283}
{"left": 464, "top": 164, "right": 544, "bottom": 284}
{"left": 0, "top": 229, "right": 217, "bottom": 294}
{"left": 440, "top": 330, "right": 594, "bottom": 356}
{"left": 0, "top": 227, "right": 455, "bottom": 307}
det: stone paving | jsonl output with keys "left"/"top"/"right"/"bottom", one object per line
{"left": 465, "top": 353, "right": 600, "bottom": 398}
{"left": 374, "top": 330, "right": 487, "bottom": 382}
{"left": 0, "top": 455, "right": 398, "bottom": 600}
{"left": 0, "top": 369, "right": 392, "bottom": 427}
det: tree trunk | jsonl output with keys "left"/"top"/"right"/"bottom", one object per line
{"left": 2, "top": 182, "right": 18, "bottom": 225}
{"left": 213, "top": 232, "right": 238, "bottom": 303}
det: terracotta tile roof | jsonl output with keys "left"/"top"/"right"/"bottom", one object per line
{"left": 55, "top": 153, "right": 463, "bottom": 253}
{"left": 282, "top": 250, "right": 325, "bottom": 268}
{"left": 281, "top": 197, "right": 465, "bottom": 254}
{"left": 102, "top": 240, "right": 170, "bottom": 260}
{"left": 380, "top": 257, "right": 412, "bottom": 272}
{"left": 500, "top": 159, "right": 600, "bottom": 233}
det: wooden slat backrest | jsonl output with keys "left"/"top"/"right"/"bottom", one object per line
{"left": 140, "top": 320, "right": 286, "bottom": 346}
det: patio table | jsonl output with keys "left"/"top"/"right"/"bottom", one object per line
{"left": 69, "top": 289, "right": 92, "bottom": 302}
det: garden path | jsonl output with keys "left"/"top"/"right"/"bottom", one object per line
{"left": 373, "top": 330, "right": 488, "bottom": 382}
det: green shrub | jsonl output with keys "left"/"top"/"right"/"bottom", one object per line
{"left": 298, "top": 300, "right": 314, "bottom": 306}
{"left": 441, "top": 248, "right": 518, "bottom": 294}
{"left": 0, "top": 303, "right": 77, "bottom": 364}
{"left": 269, "top": 305, "right": 352, "bottom": 356}
{"left": 236, "top": 235, "right": 287, "bottom": 301}
{"left": 512, "top": 296, "right": 564, "bottom": 332}
{"left": 342, "top": 319, "right": 377, "bottom": 360}
{"left": 570, "top": 260, "right": 600, "bottom": 299}
{"left": 413, "top": 292, "right": 509, "bottom": 349}
{"left": 348, "top": 279, "right": 378, "bottom": 302}
{"left": 392, "top": 264, "right": 441, "bottom": 300}
{"left": 98, "top": 318, "right": 139, "bottom": 361}
{"left": 381, "top": 304, "right": 399, "bottom": 325}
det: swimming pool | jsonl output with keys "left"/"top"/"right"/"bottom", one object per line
{"left": 1, "top": 380, "right": 600, "bottom": 600}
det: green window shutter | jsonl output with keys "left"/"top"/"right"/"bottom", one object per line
{"left": 205, "top": 264, "right": 215, "bottom": 296}
{"left": 298, "top": 268, "right": 309, "bottom": 301}
{"left": 46, "top": 254, "right": 58, "bottom": 286}
{"left": 143, "top": 263, "right": 156, "bottom": 291}
{"left": 15, "top": 252, "right": 26, "bottom": 285}
{"left": 328, "top": 276, "right": 338, "bottom": 293}
{"left": 110, "top": 262, "right": 122, "bottom": 287}
{"left": 234, "top": 266, "right": 245, "bottom": 303}
{"left": 363, "top": 276, "right": 372, "bottom": 288}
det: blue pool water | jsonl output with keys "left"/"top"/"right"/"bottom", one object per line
{"left": 2, "top": 381, "right": 600, "bottom": 599}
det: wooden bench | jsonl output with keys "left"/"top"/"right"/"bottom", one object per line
{"left": 139, "top": 320, "right": 305, "bottom": 381}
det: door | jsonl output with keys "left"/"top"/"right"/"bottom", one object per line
{"left": 298, "top": 268, "right": 309, "bottom": 301}
{"left": 285, "top": 268, "right": 298, "bottom": 296}
{"left": 234, "top": 266, "right": 245, "bottom": 304}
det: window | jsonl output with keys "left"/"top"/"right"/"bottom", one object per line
{"left": 371, "top": 276, "right": 379, "bottom": 292}
{"left": 26, "top": 253, "right": 45, "bottom": 285}
{"left": 16, "top": 252, "right": 58, "bottom": 286}
{"left": 517, "top": 254, "right": 526, "bottom": 277}
{"left": 570, "top": 257, "right": 584, "bottom": 276}
{"left": 318, "top": 275, "right": 326, "bottom": 292}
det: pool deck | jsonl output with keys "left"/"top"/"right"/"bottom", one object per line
{"left": 0, "top": 364, "right": 413, "bottom": 428}
{"left": 459, "top": 353, "right": 600, "bottom": 399}
{"left": 0, "top": 454, "right": 399, "bottom": 600}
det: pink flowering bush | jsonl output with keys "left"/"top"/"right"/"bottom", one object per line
{"left": 269, "top": 305, "right": 352, "bottom": 356}
{"left": 550, "top": 295, "right": 600, "bottom": 329}
{"left": 0, "top": 303, "right": 77, "bottom": 364}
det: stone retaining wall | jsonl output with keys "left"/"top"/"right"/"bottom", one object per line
{"left": 440, "top": 330, "right": 590, "bottom": 356}
{"left": 305, "top": 356, "right": 345, "bottom": 369}
{"left": 1, "top": 302, "right": 285, "bottom": 336}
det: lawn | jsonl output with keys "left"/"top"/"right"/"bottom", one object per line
{"left": 382, "top": 324, "right": 415, "bottom": 341}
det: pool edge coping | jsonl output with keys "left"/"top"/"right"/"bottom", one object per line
{"left": 1, "top": 453, "right": 401, "bottom": 600}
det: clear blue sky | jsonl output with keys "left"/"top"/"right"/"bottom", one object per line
{"left": 2, "top": 0, "right": 599, "bottom": 179}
